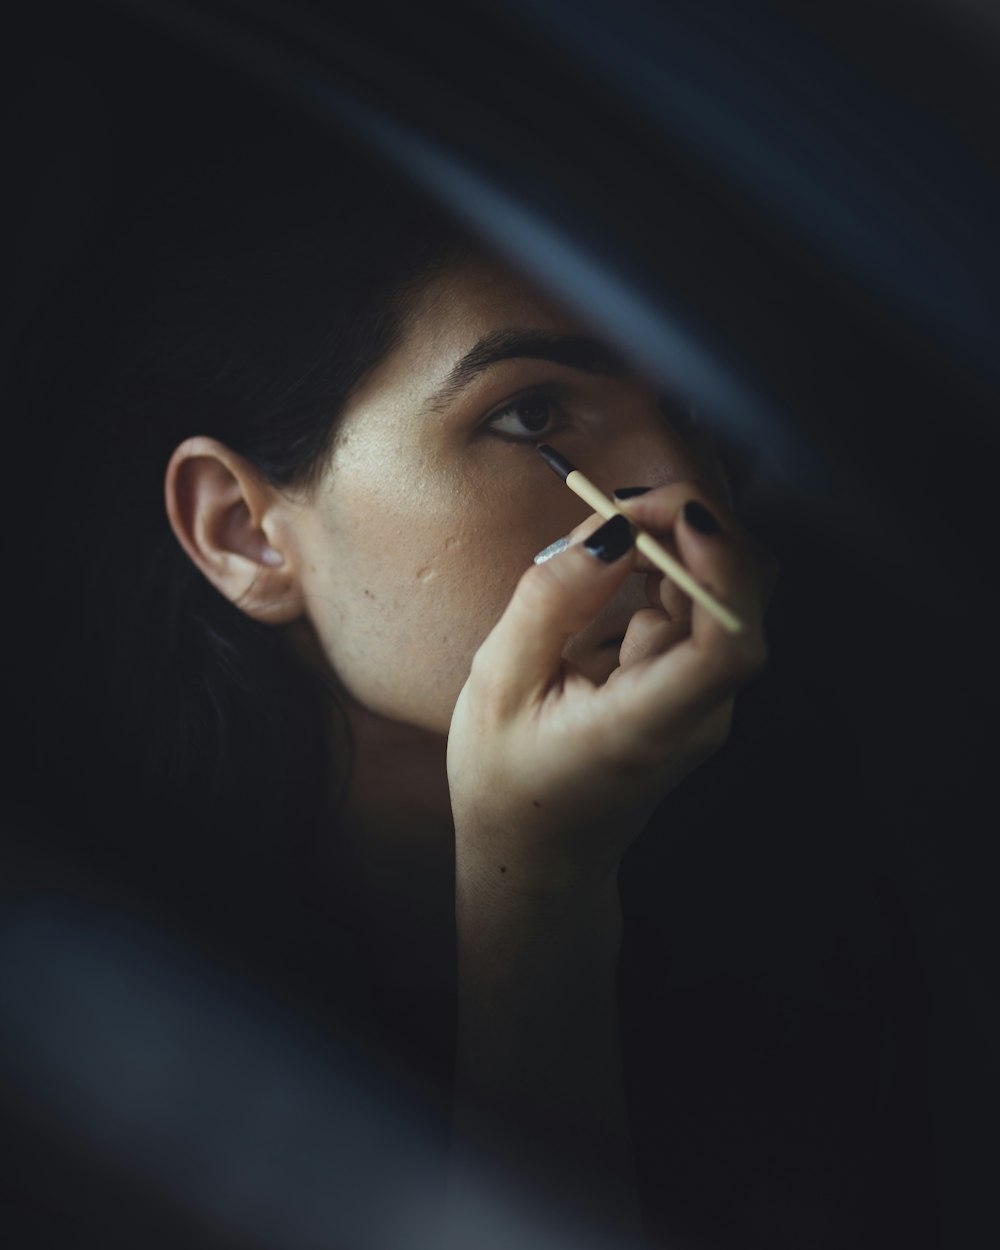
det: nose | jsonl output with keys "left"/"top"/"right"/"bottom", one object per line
{"left": 608, "top": 406, "right": 710, "bottom": 491}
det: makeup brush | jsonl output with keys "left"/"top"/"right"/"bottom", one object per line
{"left": 535, "top": 443, "right": 744, "bottom": 634}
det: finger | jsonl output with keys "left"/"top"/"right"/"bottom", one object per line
{"left": 674, "top": 496, "right": 764, "bottom": 649}
{"left": 616, "top": 606, "right": 689, "bottom": 669}
{"left": 614, "top": 483, "right": 764, "bottom": 631}
{"left": 473, "top": 513, "right": 638, "bottom": 711}
{"left": 612, "top": 481, "right": 736, "bottom": 575}
{"left": 596, "top": 497, "right": 767, "bottom": 755}
{"left": 598, "top": 619, "right": 764, "bottom": 769}
{"left": 535, "top": 512, "right": 691, "bottom": 629}
{"left": 532, "top": 510, "right": 611, "bottom": 566}
{"left": 611, "top": 478, "right": 735, "bottom": 532}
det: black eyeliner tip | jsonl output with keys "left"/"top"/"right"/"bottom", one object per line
{"left": 535, "top": 443, "right": 576, "bottom": 481}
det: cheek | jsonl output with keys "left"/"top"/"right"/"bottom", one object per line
{"left": 300, "top": 488, "right": 532, "bottom": 733}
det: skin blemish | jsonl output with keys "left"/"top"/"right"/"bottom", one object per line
{"left": 363, "top": 587, "right": 374, "bottom": 598}
{"left": 499, "top": 865, "right": 506, "bottom": 873}
{"left": 533, "top": 800, "right": 542, "bottom": 808}
{"left": 415, "top": 537, "right": 460, "bottom": 584}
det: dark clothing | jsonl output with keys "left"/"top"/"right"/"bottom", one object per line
{"left": 616, "top": 667, "right": 938, "bottom": 1249}
{"left": 0, "top": 663, "right": 942, "bottom": 1249}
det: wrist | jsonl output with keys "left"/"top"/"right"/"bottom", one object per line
{"left": 456, "top": 843, "right": 620, "bottom": 921}
{"left": 455, "top": 819, "right": 622, "bottom": 905}
{"left": 455, "top": 851, "right": 623, "bottom": 975}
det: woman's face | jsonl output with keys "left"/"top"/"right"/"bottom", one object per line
{"left": 282, "top": 252, "right": 724, "bottom": 737}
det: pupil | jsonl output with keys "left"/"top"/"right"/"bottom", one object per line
{"left": 519, "top": 399, "right": 550, "bottom": 431}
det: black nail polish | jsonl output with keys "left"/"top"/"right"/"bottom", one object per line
{"left": 612, "top": 486, "right": 652, "bottom": 499}
{"left": 584, "top": 513, "right": 635, "bottom": 562}
{"left": 683, "top": 500, "right": 722, "bottom": 535}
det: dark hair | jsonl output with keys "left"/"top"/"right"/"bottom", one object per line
{"left": 11, "top": 125, "right": 476, "bottom": 918}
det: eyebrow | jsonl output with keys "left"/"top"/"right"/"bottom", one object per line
{"left": 423, "top": 329, "right": 631, "bottom": 413}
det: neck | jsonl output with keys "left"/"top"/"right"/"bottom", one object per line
{"left": 281, "top": 622, "right": 456, "bottom": 1023}
{"left": 332, "top": 695, "right": 455, "bottom": 912}
{"left": 341, "top": 701, "right": 451, "bottom": 827}
{"left": 282, "top": 617, "right": 454, "bottom": 842}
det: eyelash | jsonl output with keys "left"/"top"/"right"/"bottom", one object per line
{"left": 485, "top": 385, "right": 574, "bottom": 443}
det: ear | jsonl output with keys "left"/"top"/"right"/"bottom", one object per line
{"left": 164, "top": 436, "right": 304, "bottom": 625}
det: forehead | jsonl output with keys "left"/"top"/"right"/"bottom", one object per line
{"left": 326, "top": 252, "right": 610, "bottom": 461}
{"left": 391, "top": 253, "right": 589, "bottom": 381}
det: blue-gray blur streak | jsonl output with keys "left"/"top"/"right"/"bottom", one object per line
{"left": 314, "top": 84, "right": 812, "bottom": 485}
{"left": 0, "top": 899, "right": 640, "bottom": 1250}
{"left": 0, "top": 900, "right": 438, "bottom": 1250}
{"left": 500, "top": 0, "right": 1000, "bottom": 378}
{"left": 109, "top": 0, "right": 818, "bottom": 485}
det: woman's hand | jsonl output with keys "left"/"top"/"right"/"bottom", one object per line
{"left": 447, "top": 480, "right": 776, "bottom": 902}
{"left": 447, "top": 482, "right": 774, "bottom": 1245}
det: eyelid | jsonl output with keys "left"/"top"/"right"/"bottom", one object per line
{"left": 484, "top": 380, "right": 571, "bottom": 417}
{"left": 484, "top": 383, "right": 573, "bottom": 441}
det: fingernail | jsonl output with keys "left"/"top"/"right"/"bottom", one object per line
{"left": 584, "top": 513, "right": 635, "bottom": 563}
{"left": 533, "top": 535, "right": 571, "bottom": 564}
{"left": 683, "top": 500, "right": 722, "bottom": 535}
{"left": 612, "top": 486, "right": 652, "bottom": 500}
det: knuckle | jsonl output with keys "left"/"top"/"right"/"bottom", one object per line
{"left": 707, "top": 628, "right": 767, "bottom": 689}
{"left": 520, "top": 560, "right": 561, "bottom": 610}
{"left": 520, "top": 548, "right": 600, "bottom": 629}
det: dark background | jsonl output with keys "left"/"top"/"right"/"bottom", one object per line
{"left": 2, "top": 2, "right": 998, "bottom": 1247}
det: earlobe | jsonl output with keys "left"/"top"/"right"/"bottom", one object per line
{"left": 164, "top": 436, "right": 304, "bottom": 625}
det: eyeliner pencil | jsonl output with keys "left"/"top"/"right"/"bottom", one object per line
{"left": 535, "top": 443, "right": 745, "bottom": 635}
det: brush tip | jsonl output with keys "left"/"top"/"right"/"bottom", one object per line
{"left": 534, "top": 443, "right": 575, "bottom": 481}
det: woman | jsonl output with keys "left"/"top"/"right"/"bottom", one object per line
{"left": 9, "top": 98, "right": 933, "bottom": 1250}
{"left": 160, "top": 225, "right": 770, "bottom": 1244}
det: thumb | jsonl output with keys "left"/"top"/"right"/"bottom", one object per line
{"left": 471, "top": 513, "right": 636, "bottom": 710}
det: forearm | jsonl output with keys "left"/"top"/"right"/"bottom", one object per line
{"left": 447, "top": 862, "right": 644, "bottom": 1247}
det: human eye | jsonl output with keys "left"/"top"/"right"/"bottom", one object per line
{"left": 485, "top": 385, "right": 573, "bottom": 443}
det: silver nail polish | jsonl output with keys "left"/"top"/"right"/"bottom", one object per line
{"left": 533, "top": 535, "right": 571, "bottom": 564}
